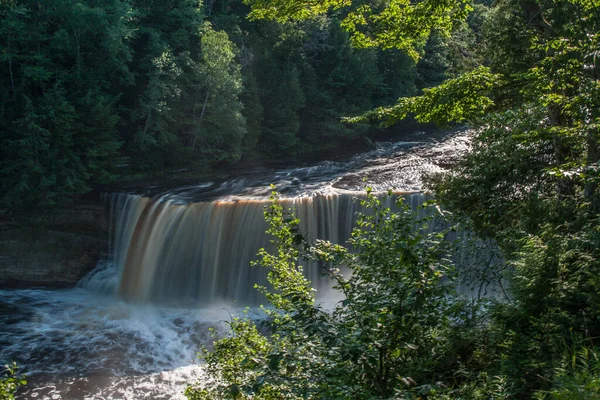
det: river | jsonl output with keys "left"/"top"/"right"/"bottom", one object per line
{"left": 0, "top": 130, "right": 475, "bottom": 399}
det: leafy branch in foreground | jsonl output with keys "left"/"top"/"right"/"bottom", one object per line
{"left": 344, "top": 66, "right": 501, "bottom": 127}
{"left": 243, "top": 0, "right": 472, "bottom": 60}
{"left": 186, "top": 190, "right": 467, "bottom": 399}
{"left": 0, "top": 362, "right": 26, "bottom": 400}
{"left": 534, "top": 345, "right": 600, "bottom": 400}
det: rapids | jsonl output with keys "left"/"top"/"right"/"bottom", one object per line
{"left": 1, "top": 129, "right": 492, "bottom": 399}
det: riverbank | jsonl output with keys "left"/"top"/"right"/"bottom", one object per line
{"left": 0, "top": 201, "right": 108, "bottom": 288}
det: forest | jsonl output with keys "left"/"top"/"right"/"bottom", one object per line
{"left": 0, "top": 0, "right": 473, "bottom": 216}
{"left": 2, "top": 0, "right": 600, "bottom": 399}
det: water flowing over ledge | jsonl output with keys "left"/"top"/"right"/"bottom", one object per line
{"left": 103, "top": 191, "right": 432, "bottom": 306}
{"left": 2, "top": 129, "right": 502, "bottom": 399}
{"left": 97, "top": 129, "right": 474, "bottom": 306}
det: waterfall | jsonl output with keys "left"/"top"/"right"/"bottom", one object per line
{"left": 105, "top": 191, "right": 440, "bottom": 306}
{"left": 100, "top": 129, "right": 499, "bottom": 306}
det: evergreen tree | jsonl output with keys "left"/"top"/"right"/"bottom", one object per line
{"left": 0, "top": 0, "right": 468, "bottom": 210}
{"left": 0, "top": 0, "right": 130, "bottom": 214}
{"left": 299, "top": 20, "right": 380, "bottom": 148}
{"left": 261, "top": 62, "right": 305, "bottom": 155}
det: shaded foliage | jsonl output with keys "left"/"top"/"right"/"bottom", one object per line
{"left": 0, "top": 0, "right": 466, "bottom": 214}
{"left": 187, "top": 191, "right": 470, "bottom": 399}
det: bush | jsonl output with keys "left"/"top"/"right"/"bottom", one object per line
{"left": 0, "top": 363, "right": 26, "bottom": 400}
{"left": 186, "top": 190, "right": 464, "bottom": 399}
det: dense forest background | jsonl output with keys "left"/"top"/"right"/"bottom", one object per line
{"left": 0, "top": 0, "right": 486, "bottom": 215}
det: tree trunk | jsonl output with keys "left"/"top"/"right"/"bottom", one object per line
{"left": 8, "top": 55, "right": 15, "bottom": 98}
{"left": 206, "top": 0, "right": 215, "bottom": 16}
{"left": 73, "top": 28, "right": 81, "bottom": 79}
{"left": 548, "top": 102, "right": 574, "bottom": 199}
{"left": 191, "top": 90, "right": 209, "bottom": 151}
{"left": 143, "top": 108, "right": 152, "bottom": 143}
{"left": 584, "top": 128, "right": 600, "bottom": 207}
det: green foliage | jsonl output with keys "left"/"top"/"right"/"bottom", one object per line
{"left": 432, "top": 105, "right": 555, "bottom": 237}
{"left": 188, "top": 23, "right": 247, "bottom": 162}
{"left": 133, "top": 50, "right": 182, "bottom": 150}
{"left": 346, "top": 66, "right": 500, "bottom": 127}
{"left": 257, "top": 61, "right": 304, "bottom": 155}
{"left": 187, "top": 190, "right": 463, "bottom": 399}
{"left": 0, "top": 363, "right": 26, "bottom": 400}
{"left": 0, "top": 0, "right": 128, "bottom": 214}
{"left": 244, "top": 0, "right": 349, "bottom": 22}
{"left": 423, "top": 0, "right": 600, "bottom": 396}
{"left": 534, "top": 347, "right": 600, "bottom": 400}
{"left": 2, "top": 0, "right": 456, "bottom": 212}
{"left": 244, "top": 0, "right": 472, "bottom": 60}
{"left": 6, "top": 1, "right": 600, "bottom": 398}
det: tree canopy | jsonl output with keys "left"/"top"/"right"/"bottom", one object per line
{"left": 244, "top": 0, "right": 472, "bottom": 59}
{"left": 1, "top": 0, "right": 465, "bottom": 215}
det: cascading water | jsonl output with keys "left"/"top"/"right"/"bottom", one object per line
{"left": 106, "top": 191, "right": 430, "bottom": 306}
{"left": 0, "top": 129, "right": 499, "bottom": 399}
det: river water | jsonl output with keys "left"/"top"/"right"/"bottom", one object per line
{"left": 0, "top": 130, "right": 475, "bottom": 399}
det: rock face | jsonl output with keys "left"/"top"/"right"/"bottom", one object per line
{"left": 0, "top": 201, "right": 109, "bottom": 288}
